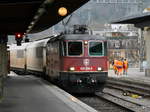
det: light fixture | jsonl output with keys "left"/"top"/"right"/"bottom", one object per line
{"left": 58, "top": 7, "right": 68, "bottom": 16}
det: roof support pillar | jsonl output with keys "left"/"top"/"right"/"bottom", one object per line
{"left": 144, "top": 28, "right": 150, "bottom": 77}
{"left": 138, "top": 28, "right": 145, "bottom": 72}
{"left": 0, "top": 35, "right": 8, "bottom": 100}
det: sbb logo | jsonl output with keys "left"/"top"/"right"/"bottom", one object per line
{"left": 83, "top": 59, "right": 90, "bottom": 66}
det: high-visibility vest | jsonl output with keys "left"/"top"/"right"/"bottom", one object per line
{"left": 114, "top": 60, "right": 118, "bottom": 66}
{"left": 114, "top": 60, "right": 123, "bottom": 68}
{"left": 113, "top": 60, "right": 118, "bottom": 70}
{"left": 123, "top": 60, "right": 128, "bottom": 68}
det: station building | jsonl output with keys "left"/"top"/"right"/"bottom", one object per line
{"left": 112, "top": 12, "right": 150, "bottom": 77}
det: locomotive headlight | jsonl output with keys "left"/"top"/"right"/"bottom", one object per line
{"left": 84, "top": 41, "right": 88, "bottom": 45}
{"left": 97, "top": 67, "right": 102, "bottom": 71}
{"left": 69, "top": 67, "right": 75, "bottom": 71}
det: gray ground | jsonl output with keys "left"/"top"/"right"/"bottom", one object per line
{"left": 0, "top": 75, "right": 74, "bottom": 112}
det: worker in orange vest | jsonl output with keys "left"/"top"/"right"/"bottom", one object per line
{"left": 113, "top": 59, "right": 118, "bottom": 75}
{"left": 123, "top": 59, "right": 128, "bottom": 75}
{"left": 116, "top": 58, "right": 123, "bottom": 76}
{"left": 113, "top": 58, "right": 123, "bottom": 76}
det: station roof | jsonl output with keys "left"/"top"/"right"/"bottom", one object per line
{"left": 112, "top": 12, "right": 150, "bottom": 28}
{"left": 0, "top": 0, "right": 89, "bottom": 34}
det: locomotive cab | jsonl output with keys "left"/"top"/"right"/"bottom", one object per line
{"left": 61, "top": 39, "right": 107, "bottom": 72}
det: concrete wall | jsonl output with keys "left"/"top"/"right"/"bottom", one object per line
{"left": 144, "top": 30, "right": 150, "bottom": 77}
{"left": 0, "top": 43, "right": 7, "bottom": 98}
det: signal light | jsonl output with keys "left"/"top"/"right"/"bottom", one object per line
{"left": 17, "top": 34, "right": 21, "bottom": 38}
{"left": 15, "top": 33, "right": 23, "bottom": 38}
{"left": 15, "top": 33, "right": 24, "bottom": 46}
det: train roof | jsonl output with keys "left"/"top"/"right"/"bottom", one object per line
{"left": 48, "top": 34, "right": 107, "bottom": 42}
{"left": 63, "top": 34, "right": 107, "bottom": 40}
{"left": 9, "top": 38, "right": 50, "bottom": 50}
{"left": 8, "top": 42, "right": 31, "bottom": 51}
{"left": 27, "top": 38, "right": 50, "bottom": 48}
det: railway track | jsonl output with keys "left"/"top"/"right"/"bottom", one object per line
{"left": 106, "top": 77, "right": 150, "bottom": 97}
{"left": 76, "top": 94, "right": 132, "bottom": 112}
{"left": 76, "top": 89, "right": 150, "bottom": 112}
{"left": 75, "top": 77, "right": 150, "bottom": 112}
{"left": 100, "top": 77, "right": 150, "bottom": 112}
{"left": 96, "top": 91, "right": 150, "bottom": 112}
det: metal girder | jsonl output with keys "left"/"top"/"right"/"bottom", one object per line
{"left": 111, "top": 13, "right": 150, "bottom": 28}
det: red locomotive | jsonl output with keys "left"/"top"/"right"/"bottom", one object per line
{"left": 10, "top": 25, "right": 108, "bottom": 93}
{"left": 46, "top": 33, "right": 108, "bottom": 93}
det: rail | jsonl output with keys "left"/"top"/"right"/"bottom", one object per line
{"left": 106, "top": 78, "right": 150, "bottom": 96}
{"left": 96, "top": 92, "right": 150, "bottom": 112}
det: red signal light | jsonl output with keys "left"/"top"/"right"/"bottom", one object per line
{"left": 15, "top": 33, "right": 24, "bottom": 46}
{"left": 17, "top": 34, "right": 21, "bottom": 38}
{"left": 15, "top": 33, "right": 23, "bottom": 38}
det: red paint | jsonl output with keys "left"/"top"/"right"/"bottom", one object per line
{"left": 61, "top": 56, "right": 108, "bottom": 72}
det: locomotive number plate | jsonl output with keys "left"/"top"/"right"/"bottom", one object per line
{"left": 76, "top": 66, "right": 96, "bottom": 71}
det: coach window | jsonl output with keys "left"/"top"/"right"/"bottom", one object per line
{"left": 17, "top": 50, "right": 24, "bottom": 58}
{"left": 36, "top": 47, "right": 43, "bottom": 58}
{"left": 89, "top": 41, "right": 104, "bottom": 56}
{"left": 68, "top": 41, "right": 83, "bottom": 56}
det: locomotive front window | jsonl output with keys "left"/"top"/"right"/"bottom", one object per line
{"left": 89, "top": 41, "right": 104, "bottom": 56}
{"left": 68, "top": 41, "right": 83, "bottom": 56}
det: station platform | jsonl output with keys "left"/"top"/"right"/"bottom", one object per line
{"left": 0, "top": 72, "right": 97, "bottom": 112}
{"left": 108, "top": 68, "right": 150, "bottom": 85}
